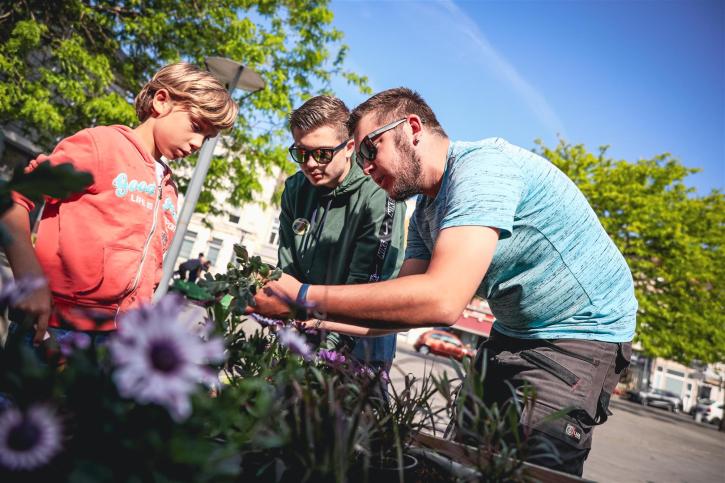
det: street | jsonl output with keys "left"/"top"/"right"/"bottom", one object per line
{"left": 390, "top": 337, "right": 725, "bottom": 483}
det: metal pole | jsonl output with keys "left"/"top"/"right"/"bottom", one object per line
{"left": 154, "top": 66, "right": 244, "bottom": 301}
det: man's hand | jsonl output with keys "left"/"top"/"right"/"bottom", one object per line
{"left": 15, "top": 284, "right": 53, "bottom": 346}
{"left": 247, "top": 272, "right": 302, "bottom": 319}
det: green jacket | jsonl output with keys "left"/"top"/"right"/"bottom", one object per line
{"left": 278, "top": 161, "right": 406, "bottom": 363}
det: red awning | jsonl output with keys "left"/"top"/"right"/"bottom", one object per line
{"left": 453, "top": 314, "right": 494, "bottom": 337}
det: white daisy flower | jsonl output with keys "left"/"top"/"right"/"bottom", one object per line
{"left": 0, "top": 404, "right": 62, "bottom": 471}
{"left": 109, "top": 294, "right": 226, "bottom": 422}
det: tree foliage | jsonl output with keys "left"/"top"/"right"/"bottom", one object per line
{"left": 0, "top": 0, "right": 369, "bottom": 214}
{"left": 536, "top": 139, "right": 724, "bottom": 364}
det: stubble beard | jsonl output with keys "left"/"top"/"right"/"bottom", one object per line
{"left": 388, "top": 132, "right": 423, "bottom": 201}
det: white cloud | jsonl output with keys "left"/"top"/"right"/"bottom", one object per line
{"left": 436, "top": 0, "right": 566, "bottom": 136}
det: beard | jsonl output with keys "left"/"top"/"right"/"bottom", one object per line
{"left": 388, "top": 132, "right": 423, "bottom": 201}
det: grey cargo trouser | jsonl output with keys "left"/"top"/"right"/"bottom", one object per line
{"left": 473, "top": 329, "right": 631, "bottom": 476}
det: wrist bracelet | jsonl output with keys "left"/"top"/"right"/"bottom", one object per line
{"left": 294, "top": 283, "right": 310, "bottom": 320}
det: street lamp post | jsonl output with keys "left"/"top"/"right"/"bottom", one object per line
{"left": 154, "top": 57, "right": 264, "bottom": 301}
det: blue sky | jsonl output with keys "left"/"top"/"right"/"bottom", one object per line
{"left": 326, "top": 0, "right": 724, "bottom": 193}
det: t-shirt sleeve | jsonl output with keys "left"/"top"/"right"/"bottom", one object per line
{"left": 439, "top": 144, "right": 523, "bottom": 239}
{"left": 11, "top": 129, "right": 99, "bottom": 211}
{"left": 404, "top": 210, "right": 432, "bottom": 260}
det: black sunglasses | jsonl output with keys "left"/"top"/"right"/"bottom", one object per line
{"left": 289, "top": 139, "right": 349, "bottom": 165}
{"left": 356, "top": 118, "right": 407, "bottom": 167}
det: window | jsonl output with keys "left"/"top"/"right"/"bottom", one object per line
{"left": 207, "top": 237, "right": 223, "bottom": 266}
{"left": 228, "top": 214, "right": 240, "bottom": 224}
{"left": 444, "top": 337, "right": 461, "bottom": 347}
{"left": 268, "top": 218, "right": 280, "bottom": 245}
{"left": 179, "top": 231, "right": 197, "bottom": 260}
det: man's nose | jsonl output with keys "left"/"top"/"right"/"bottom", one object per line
{"left": 302, "top": 153, "right": 320, "bottom": 168}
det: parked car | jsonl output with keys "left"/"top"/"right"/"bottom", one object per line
{"left": 692, "top": 399, "right": 724, "bottom": 425}
{"left": 627, "top": 388, "right": 682, "bottom": 412}
{"left": 414, "top": 330, "right": 476, "bottom": 362}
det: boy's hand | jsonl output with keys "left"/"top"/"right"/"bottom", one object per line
{"left": 246, "top": 273, "right": 302, "bottom": 319}
{"left": 15, "top": 284, "right": 53, "bottom": 345}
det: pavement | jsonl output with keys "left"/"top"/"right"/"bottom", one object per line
{"left": 390, "top": 336, "right": 725, "bottom": 483}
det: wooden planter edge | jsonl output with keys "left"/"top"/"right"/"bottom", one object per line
{"left": 411, "top": 432, "right": 594, "bottom": 483}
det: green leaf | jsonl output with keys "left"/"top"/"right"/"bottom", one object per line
{"left": 8, "top": 161, "right": 93, "bottom": 202}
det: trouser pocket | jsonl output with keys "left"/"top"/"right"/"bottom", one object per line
{"left": 519, "top": 349, "right": 580, "bottom": 386}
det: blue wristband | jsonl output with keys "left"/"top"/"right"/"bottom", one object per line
{"left": 294, "top": 283, "right": 310, "bottom": 320}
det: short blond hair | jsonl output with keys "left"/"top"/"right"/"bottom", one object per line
{"left": 135, "top": 62, "right": 238, "bottom": 130}
{"left": 289, "top": 96, "right": 350, "bottom": 142}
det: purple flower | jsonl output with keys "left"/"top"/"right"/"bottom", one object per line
{"left": 0, "top": 276, "right": 46, "bottom": 307}
{"left": 109, "top": 294, "right": 226, "bottom": 422}
{"left": 0, "top": 404, "right": 62, "bottom": 471}
{"left": 291, "top": 320, "right": 320, "bottom": 336}
{"left": 352, "top": 363, "right": 389, "bottom": 382}
{"left": 317, "top": 349, "right": 346, "bottom": 365}
{"left": 380, "top": 369, "right": 390, "bottom": 383}
{"left": 277, "top": 327, "right": 313, "bottom": 361}
{"left": 58, "top": 332, "right": 91, "bottom": 357}
{"left": 249, "top": 312, "right": 284, "bottom": 330}
{"left": 354, "top": 365, "right": 376, "bottom": 379}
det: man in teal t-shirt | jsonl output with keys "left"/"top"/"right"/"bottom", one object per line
{"left": 251, "top": 88, "right": 637, "bottom": 476}
{"left": 405, "top": 137, "right": 637, "bottom": 342}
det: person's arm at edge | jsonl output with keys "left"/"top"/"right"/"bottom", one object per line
{"left": 253, "top": 225, "right": 497, "bottom": 329}
{"left": 303, "top": 258, "right": 430, "bottom": 336}
{"left": 0, "top": 204, "right": 52, "bottom": 344}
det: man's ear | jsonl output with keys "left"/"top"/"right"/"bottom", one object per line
{"left": 345, "top": 137, "right": 355, "bottom": 158}
{"left": 151, "top": 88, "right": 173, "bottom": 117}
{"left": 407, "top": 114, "right": 424, "bottom": 137}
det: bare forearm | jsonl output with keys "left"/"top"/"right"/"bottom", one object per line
{"left": 1, "top": 205, "right": 45, "bottom": 278}
{"left": 251, "top": 227, "right": 498, "bottom": 330}
{"left": 305, "top": 227, "right": 499, "bottom": 328}
{"left": 308, "top": 274, "right": 460, "bottom": 329}
{"left": 312, "top": 319, "right": 400, "bottom": 337}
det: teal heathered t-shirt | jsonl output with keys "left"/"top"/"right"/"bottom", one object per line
{"left": 405, "top": 138, "right": 637, "bottom": 342}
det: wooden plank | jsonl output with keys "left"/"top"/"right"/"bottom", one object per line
{"left": 411, "top": 432, "right": 593, "bottom": 483}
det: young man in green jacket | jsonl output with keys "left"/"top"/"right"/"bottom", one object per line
{"left": 278, "top": 95, "right": 406, "bottom": 373}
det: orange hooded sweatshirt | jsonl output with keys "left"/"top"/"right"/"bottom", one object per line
{"left": 13, "top": 125, "right": 178, "bottom": 330}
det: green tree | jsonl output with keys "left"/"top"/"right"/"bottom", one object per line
{"left": 0, "top": 0, "right": 369, "bottom": 214}
{"left": 536, "top": 139, "right": 724, "bottom": 364}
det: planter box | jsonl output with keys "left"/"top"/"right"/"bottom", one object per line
{"left": 411, "top": 432, "right": 592, "bottom": 483}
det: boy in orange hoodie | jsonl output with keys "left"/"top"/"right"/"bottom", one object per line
{"left": 1, "top": 62, "right": 238, "bottom": 346}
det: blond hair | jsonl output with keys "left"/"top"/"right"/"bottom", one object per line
{"left": 135, "top": 62, "right": 238, "bottom": 130}
{"left": 289, "top": 95, "right": 350, "bottom": 142}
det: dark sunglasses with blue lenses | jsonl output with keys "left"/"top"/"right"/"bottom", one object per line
{"left": 289, "top": 139, "right": 348, "bottom": 165}
{"left": 355, "top": 118, "right": 407, "bottom": 167}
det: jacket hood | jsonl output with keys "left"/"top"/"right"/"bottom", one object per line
{"left": 112, "top": 125, "right": 162, "bottom": 170}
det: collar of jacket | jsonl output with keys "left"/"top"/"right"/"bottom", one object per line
{"left": 318, "top": 160, "right": 367, "bottom": 199}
